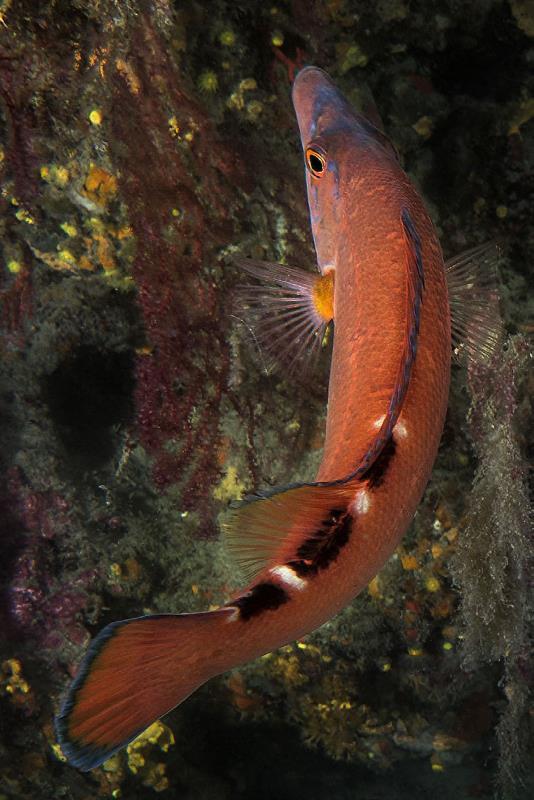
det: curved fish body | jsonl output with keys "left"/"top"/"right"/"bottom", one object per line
{"left": 56, "top": 67, "right": 451, "bottom": 770}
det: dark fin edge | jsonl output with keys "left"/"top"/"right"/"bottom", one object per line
{"left": 55, "top": 618, "right": 148, "bottom": 771}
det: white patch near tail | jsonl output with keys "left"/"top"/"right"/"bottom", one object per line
{"left": 350, "top": 488, "right": 371, "bottom": 516}
{"left": 395, "top": 420, "right": 408, "bottom": 438}
{"left": 374, "top": 415, "right": 407, "bottom": 439}
{"left": 270, "top": 565, "right": 307, "bottom": 591}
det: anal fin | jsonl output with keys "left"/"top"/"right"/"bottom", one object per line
{"left": 223, "top": 479, "right": 355, "bottom": 584}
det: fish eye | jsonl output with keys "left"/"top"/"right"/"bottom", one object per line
{"left": 305, "top": 146, "right": 326, "bottom": 178}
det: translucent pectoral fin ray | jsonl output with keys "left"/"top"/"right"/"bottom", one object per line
{"left": 233, "top": 257, "right": 334, "bottom": 377}
{"left": 445, "top": 242, "right": 504, "bottom": 364}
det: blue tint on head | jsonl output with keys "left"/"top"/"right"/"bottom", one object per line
{"left": 309, "top": 184, "right": 320, "bottom": 223}
{"left": 327, "top": 160, "right": 340, "bottom": 201}
{"left": 310, "top": 83, "right": 357, "bottom": 141}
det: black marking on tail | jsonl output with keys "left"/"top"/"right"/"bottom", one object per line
{"left": 289, "top": 507, "right": 352, "bottom": 577}
{"left": 361, "top": 436, "right": 396, "bottom": 488}
{"left": 234, "top": 582, "right": 289, "bottom": 621}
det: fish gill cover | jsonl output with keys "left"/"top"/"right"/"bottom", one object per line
{"left": 0, "top": 1, "right": 532, "bottom": 799}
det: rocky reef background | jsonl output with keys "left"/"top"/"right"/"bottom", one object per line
{"left": 0, "top": 1, "right": 533, "bottom": 798}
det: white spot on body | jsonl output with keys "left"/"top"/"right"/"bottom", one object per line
{"left": 395, "top": 420, "right": 408, "bottom": 438}
{"left": 270, "top": 565, "right": 307, "bottom": 591}
{"left": 225, "top": 607, "right": 240, "bottom": 623}
{"left": 373, "top": 415, "right": 408, "bottom": 439}
{"left": 349, "top": 488, "right": 371, "bottom": 516}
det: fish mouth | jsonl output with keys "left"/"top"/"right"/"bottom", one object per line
{"left": 292, "top": 66, "right": 333, "bottom": 95}
{"left": 293, "top": 65, "right": 331, "bottom": 86}
{"left": 292, "top": 67, "right": 352, "bottom": 147}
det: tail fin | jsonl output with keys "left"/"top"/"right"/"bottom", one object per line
{"left": 55, "top": 609, "right": 234, "bottom": 770}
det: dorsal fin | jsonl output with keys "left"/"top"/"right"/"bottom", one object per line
{"left": 224, "top": 210, "right": 425, "bottom": 583}
{"left": 445, "top": 242, "right": 504, "bottom": 364}
{"left": 233, "top": 258, "right": 334, "bottom": 377}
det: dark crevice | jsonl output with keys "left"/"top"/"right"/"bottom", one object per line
{"left": 42, "top": 346, "right": 136, "bottom": 473}
{"left": 430, "top": 6, "right": 527, "bottom": 102}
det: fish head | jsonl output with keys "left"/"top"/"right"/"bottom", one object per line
{"left": 292, "top": 66, "right": 395, "bottom": 274}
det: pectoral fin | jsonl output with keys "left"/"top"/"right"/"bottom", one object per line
{"left": 234, "top": 258, "right": 334, "bottom": 376}
{"left": 445, "top": 242, "right": 504, "bottom": 363}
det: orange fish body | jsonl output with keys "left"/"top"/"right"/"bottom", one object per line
{"left": 297, "top": 67, "right": 450, "bottom": 600}
{"left": 56, "top": 67, "right": 451, "bottom": 770}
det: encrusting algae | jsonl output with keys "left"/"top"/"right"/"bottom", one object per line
{"left": 124, "top": 721, "right": 175, "bottom": 792}
{"left": 1, "top": 658, "right": 33, "bottom": 708}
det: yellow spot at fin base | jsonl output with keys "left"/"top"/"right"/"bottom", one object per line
{"left": 312, "top": 271, "right": 334, "bottom": 322}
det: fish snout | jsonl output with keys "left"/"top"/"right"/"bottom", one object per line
{"left": 292, "top": 66, "right": 337, "bottom": 142}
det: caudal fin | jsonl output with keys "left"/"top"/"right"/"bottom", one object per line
{"left": 55, "top": 609, "right": 233, "bottom": 770}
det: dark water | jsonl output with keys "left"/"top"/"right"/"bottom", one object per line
{"left": 0, "top": 1, "right": 532, "bottom": 798}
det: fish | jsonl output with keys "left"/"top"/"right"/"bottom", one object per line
{"left": 55, "top": 66, "right": 502, "bottom": 770}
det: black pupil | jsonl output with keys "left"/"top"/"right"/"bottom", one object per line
{"left": 309, "top": 153, "right": 324, "bottom": 174}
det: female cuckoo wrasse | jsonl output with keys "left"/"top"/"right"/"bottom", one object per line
{"left": 56, "top": 67, "right": 501, "bottom": 770}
